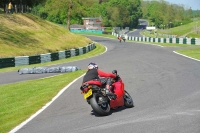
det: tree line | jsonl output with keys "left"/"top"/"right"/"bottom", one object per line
{"left": 30, "top": 0, "right": 142, "bottom": 29}
{"left": 1, "top": 0, "right": 199, "bottom": 29}
{"left": 141, "top": 0, "right": 199, "bottom": 29}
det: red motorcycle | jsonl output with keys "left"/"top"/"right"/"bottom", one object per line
{"left": 80, "top": 70, "right": 134, "bottom": 116}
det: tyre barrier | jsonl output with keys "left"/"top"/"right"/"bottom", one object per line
{"left": 0, "top": 43, "right": 96, "bottom": 69}
{"left": 18, "top": 66, "right": 80, "bottom": 75}
{"left": 112, "top": 32, "right": 200, "bottom": 45}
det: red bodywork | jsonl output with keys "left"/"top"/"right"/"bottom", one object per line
{"left": 84, "top": 80, "right": 102, "bottom": 86}
{"left": 84, "top": 79, "right": 125, "bottom": 109}
{"left": 110, "top": 79, "right": 125, "bottom": 108}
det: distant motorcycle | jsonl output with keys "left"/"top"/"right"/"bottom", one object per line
{"left": 80, "top": 70, "right": 134, "bottom": 116}
{"left": 118, "top": 36, "right": 126, "bottom": 42}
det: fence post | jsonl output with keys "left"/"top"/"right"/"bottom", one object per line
{"left": 15, "top": 5, "right": 17, "bottom": 13}
{"left": 5, "top": 4, "right": 8, "bottom": 14}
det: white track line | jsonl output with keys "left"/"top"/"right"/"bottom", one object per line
{"left": 173, "top": 51, "right": 200, "bottom": 62}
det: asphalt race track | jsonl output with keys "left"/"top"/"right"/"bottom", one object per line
{"left": 4, "top": 36, "right": 200, "bottom": 133}
{"left": 127, "top": 19, "right": 147, "bottom": 37}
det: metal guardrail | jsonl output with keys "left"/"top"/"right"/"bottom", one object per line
{"left": 0, "top": 43, "right": 96, "bottom": 69}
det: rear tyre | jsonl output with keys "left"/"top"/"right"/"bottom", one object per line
{"left": 90, "top": 93, "right": 110, "bottom": 116}
{"left": 124, "top": 90, "right": 134, "bottom": 108}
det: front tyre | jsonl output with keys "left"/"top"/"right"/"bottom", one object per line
{"left": 90, "top": 93, "right": 110, "bottom": 116}
{"left": 124, "top": 90, "right": 134, "bottom": 108}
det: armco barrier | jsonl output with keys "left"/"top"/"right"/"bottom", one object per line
{"left": 15, "top": 56, "right": 29, "bottom": 66}
{"left": 29, "top": 55, "right": 41, "bottom": 65}
{"left": 0, "top": 43, "right": 96, "bottom": 69}
{"left": 88, "top": 45, "right": 91, "bottom": 51}
{"left": 65, "top": 50, "right": 71, "bottom": 58}
{"left": 70, "top": 49, "right": 75, "bottom": 57}
{"left": 82, "top": 47, "right": 86, "bottom": 54}
{"left": 40, "top": 53, "right": 51, "bottom": 63}
{"left": 0, "top": 57, "right": 15, "bottom": 68}
{"left": 79, "top": 48, "right": 83, "bottom": 55}
{"left": 58, "top": 51, "right": 65, "bottom": 60}
{"left": 51, "top": 52, "right": 59, "bottom": 61}
{"left": 75, "top": 48, "right": 79, "bottom": 56}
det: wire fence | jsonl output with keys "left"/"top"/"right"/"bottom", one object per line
{"left": 1, "top": 4, "right": 31, "bottom": 14}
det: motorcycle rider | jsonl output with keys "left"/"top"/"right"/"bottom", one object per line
{"left": 82, "top": 62, "right": 117, "bottom": 100}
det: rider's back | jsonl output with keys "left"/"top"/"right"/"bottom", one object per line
{"left": 82, "top": 69, "right": 99, "bottom": 83}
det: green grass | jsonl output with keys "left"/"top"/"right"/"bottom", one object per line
{"left": 140, "top": 30, "right": 158, "bottom": 38}
{"left": 187, "top": 32, "right": 200, "bottom": 38}
{"left": 157, "top": 20, "right": 200, "bottom": 37}
{"left": 176, "top": 48, "right": 200, "bottom": 60}
{"left": 73, "top": 32, "right": 117, "bottom": 39}
{"left": 0, "top": 13, "right": 92, "bottom": 58}
{"left": 0, "top": 70, "right": 86, "bottom": 133}
{"left": 141, "top": 19, "right": 200, "bottom": 38}
{"left": 131, "top": 41, "right": 191, "bottom": 47}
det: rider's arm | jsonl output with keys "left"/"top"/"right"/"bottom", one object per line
{"left": 97, "top": 69, "right": 116, "bottom": 78}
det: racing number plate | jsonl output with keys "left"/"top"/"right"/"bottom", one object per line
{"left": 84, "top": 89, "right": 92, "bottom": 99}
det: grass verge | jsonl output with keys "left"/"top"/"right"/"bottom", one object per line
{"left": 0, "top": 14, "right": 92, "bottom": 58}
{"left": 0, "top": 70, "right": 86, "bottom": 133}
{"left": 176, "top": 48, "right": 200, "bottom": 60}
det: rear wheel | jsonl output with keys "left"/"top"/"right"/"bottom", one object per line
{"left": 90, "top": 93, "right": 110, "bottom": 116}
{"left": 124, "top": 90, "right": 134, "bottom": 108}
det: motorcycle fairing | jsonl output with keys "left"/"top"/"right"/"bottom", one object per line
{"left": 110, "top": 80, "right": 125, "bottom": 108}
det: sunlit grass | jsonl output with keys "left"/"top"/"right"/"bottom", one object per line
{"left": 157, "top": 20, "right": 200, "bottom": 37}
{"left": 0, "top": 14, "right": 92, "bottom": 58}
{"left": 176, "top": 48, "right": 200, "bottom": 60}
{"left": 0, "top": 70, "right": 86, "bottom": 133}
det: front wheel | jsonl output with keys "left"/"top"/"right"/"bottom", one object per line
{"left": 90, "top": 93, "right": 110, "bottom": 116}
{"left": 124, "top": 90, "right": 134, "bottom": 108}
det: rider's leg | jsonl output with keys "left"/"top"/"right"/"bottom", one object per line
{"left": 105, "top": 78, "right": 117, "bottom": 99}
{"left": 99, "top": 78, "right": 116, "bottom": 99}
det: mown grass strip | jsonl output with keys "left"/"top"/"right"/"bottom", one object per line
{"left": 176, "top": 48, "right": 200, "bottom": 60}
{"left": 0, "top": 70, "right": 86, "bottom": 133}
{"left": 0, "top": 14, "right": 92, "bottom": 58}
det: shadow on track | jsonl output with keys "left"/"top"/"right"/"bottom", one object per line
{"left": 90, "top": 106, "right": 134, "bottom": 117}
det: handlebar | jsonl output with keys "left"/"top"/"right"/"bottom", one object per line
{"left": 112, "top": 70, "right": 117, "bottom": 75}
{"left": 112, "top": 70, "right": 120, "bottom": 82}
